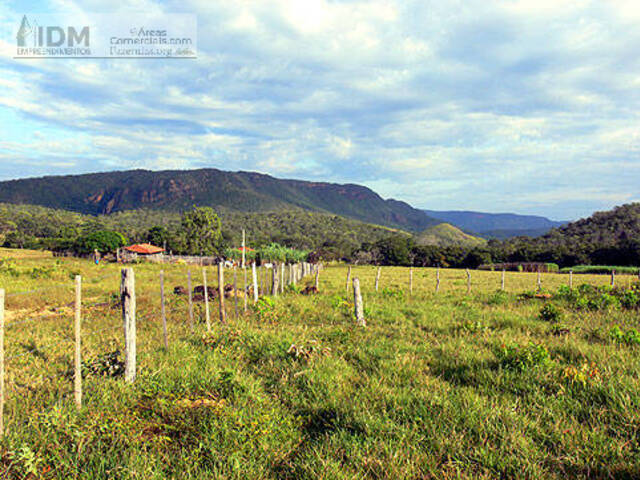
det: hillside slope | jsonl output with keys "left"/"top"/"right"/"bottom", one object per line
{"left": 0, "top": 203, "right": 408, "bottom": 255}
{"left": 423, "top": 209, "right": 565, "bottom": 237}
{"left": 415, "top": 223, "right": 486, "bottom": 248}
{"left": 503, "top": 203, "right": 640, "bottom": 265}
{"left": 0, "top": 169, "right": 439, "bottom": 232}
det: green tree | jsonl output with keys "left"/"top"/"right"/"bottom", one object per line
{"left": 179, "top": 206, "right": 223, "bottom": 256}
{"left": 74, "top": 230, "right": 127, "bottom": 254}
{"left": 146, "top": 226, "right": 170, "bottom": 248}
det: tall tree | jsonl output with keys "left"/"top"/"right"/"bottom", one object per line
{"left": 179, "top": 206, "right": 223, "bottom": 256}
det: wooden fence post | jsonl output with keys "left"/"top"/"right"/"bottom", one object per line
{"left": 243, "top": 266, "right": 248, "bottom": 312}
{"left": 436, "top": 266, "right": 440, "bottom": 293}
{"left": 218, "top": 262, "right": 226, "bottom": 324}
{"left": 241, "top": 229, "right": 246, "bottom": 269}
{"left": 121, "top": 268, "right": 136, "bottom": 383}
{"left": 409, "top": 267, "right": 413, "bottom": 295}
{"left": 272, "top": 263, "right": 279, "bottom": 297}
{"left": 537, "top": 268, "right": 541, "bottom": 290}
{"left": 466, "top": 269, "right": 471, "bottom": 294}
{"left": 353, "top": 278, "right": 366, "bottom": 327}
{"left": 611, "top": 270, "right": 616, "bottom": 287}
{"left": 203, "top": 268, "right": 211, "bottom": 332}
{"left": 375, "top": 267, "right": 381, "bottom": 293}
{"left": 160, "top": 271, "right": 168, "bottom": 348}
{"left": 569, "top": 270, "right": 573, "bottom": 289}
{"left": 252, "top": 262, "right": 259, "bottom": 303}
{"left": 346, "top": 266, "right": 352, "bottom": 293}
{"left": 234, "top": 267, "right": 238, "bottom": 319}
{"left": 501, "top": 269, "right": 505, "bottom": 291}
{"left": 0, "top": 288, "right": 5, "bottom": 436}
{"left": 315, "top": 267, "right": 320, "bottom": 291}
{"left": 281, "top": 262, "right": 285, "bottom": 294}
{"left": 74, "top": 275, "right": 82, "bottom": 410}
{"left": 187, "top": 271, "right": 194, "bottom": 332}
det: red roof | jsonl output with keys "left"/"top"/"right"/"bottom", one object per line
{"left": 125, "top": 243, "right": 165, "bottom": 254}
{"left": 237, "top": 246, "right": 255, "bottom": 252}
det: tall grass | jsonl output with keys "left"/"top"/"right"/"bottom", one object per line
{"left": 0, "top": 253, "right": 639, "bottom": 478}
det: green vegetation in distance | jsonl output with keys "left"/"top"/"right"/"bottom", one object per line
{"left": 559, "top": 265, "right": 640, "bottom": 274}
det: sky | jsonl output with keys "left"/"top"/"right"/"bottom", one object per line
{"left": 0, "top": 0, "right": 639, "bottom": 221}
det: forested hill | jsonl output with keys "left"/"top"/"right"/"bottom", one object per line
{"left": 0, "top": 169, "right": 439, "bottom": 232}
{"left": 0, "top": 203, "right": 408, "bottom": 258}
{"left": 505, "top": 203, "right": 640, "bottom": 265}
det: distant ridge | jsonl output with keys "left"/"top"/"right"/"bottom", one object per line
{"left": 422, "top": 209, "right": 566, "bottom": 238}
{"left": 0, "top": 168, "right": 440, "bottom": 232}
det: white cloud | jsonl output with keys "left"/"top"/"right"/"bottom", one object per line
{"left": 0, "top": 0, "right": 639, "bottom": 218}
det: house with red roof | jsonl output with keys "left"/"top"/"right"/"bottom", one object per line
{"left": 121, "top": 243, "right": 165, "bottom": 262}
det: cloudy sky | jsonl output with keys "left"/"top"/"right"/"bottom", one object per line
{"left": 1, "top": 0, "right": 639, "bottom": 220}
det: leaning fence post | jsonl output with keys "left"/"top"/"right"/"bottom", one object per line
{"left": 74, "top": 275, "right": 82, "bottom": 410}
{"left": 346, "top": 266, "right": 352, "bottom": 293}
{"left": 187, "top": 271, "right": 194, "bottom": 332}
{"left": 466, "top": 269, "right": 471, "bottom": 294}
{"left": 121, "top": 268, "right": 136, "bottom": 383}
{"left": 501, "top": 269, "right": 505, "bottom": 291}
{"left": 160, "top": 271, "right": 168, "bottom": 348}
{"left": 375, "top": 267, "right": 381, "bottom": 292}
{"left": 218, "top": 262, "right": 226, "bottom": 324}
{"left": 252, "top": 262, "right": 259, "bottom": 303}
{"left": 0, "top": 288, "right": 5, "bottom": 435}
{"left": 353, "top": 278, "right": 366, "bottom": 327}
{"left": 203, "top": 268, "right": 211, "bottom": 332}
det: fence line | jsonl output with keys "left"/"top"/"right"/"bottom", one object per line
{"left": 0, "top": 262, "right": 633, "bottom": 437}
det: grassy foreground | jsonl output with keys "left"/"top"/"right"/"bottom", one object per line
{"left": 0, "top": 251, "right": 639, "bottom": 479}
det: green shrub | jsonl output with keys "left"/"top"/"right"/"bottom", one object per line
{"left": 497, "top": 342, "right": 551, "bottom": 371}
{"left": 609, "top": 326, "right": 640, "bottom": 346}
{"left": 539, "top": 303, "right": 562, "bottom": 322}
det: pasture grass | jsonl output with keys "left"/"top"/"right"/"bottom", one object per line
{"left": 0, "top": 253, "right": 639, "bottom": 479}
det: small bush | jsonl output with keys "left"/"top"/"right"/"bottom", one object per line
{"left": 82, "top": 350, "right": 125, "bottom": 378}
{"left": 497, "top": 342, "right": 551, "bottom": 372}
{"left": 539, "top": 303, "right": 562, "bottom": 322}
{"left": 609, "top": 326, "right": 640, "bottom": 346}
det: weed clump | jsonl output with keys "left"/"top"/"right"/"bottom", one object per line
{"left": 539, "top": 303, "right": 562, "bottom": 322}
{"left": 497, "top": 342, "right": 550, "bottom": 371}
{"left": 82, "top": 350, "right": 125, "bottom": 378}
{"left": 609, "top": 326, "right": 640, "bottom": 346}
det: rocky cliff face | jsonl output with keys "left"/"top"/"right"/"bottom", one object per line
{"left": 0, "top": 168, "right": 439, "bottom": 232}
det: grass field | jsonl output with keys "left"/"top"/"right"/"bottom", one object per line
{"left": 1, "top": 250, "right": 639, "bottom": 479}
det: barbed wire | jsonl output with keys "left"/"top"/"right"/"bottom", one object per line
{"left": 5, "top": 272, "right": 120, "bottom": 298}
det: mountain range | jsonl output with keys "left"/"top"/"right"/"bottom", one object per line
{"left": 0, "top": 169, "right": 439, "bottom": 233}
{"left": 0, "top": 169, "right": 566, "bottom": 240}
